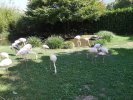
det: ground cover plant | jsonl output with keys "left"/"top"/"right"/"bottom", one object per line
{"left": 0, "top": 35, "right": 133, "bottom": 100}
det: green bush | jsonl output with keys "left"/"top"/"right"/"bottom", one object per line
{"left": 45, "top": 36, "right": 64, "bottom": 49}
{"left": 62, "top": 41, "right": 75, "bottom": 49}
{"left": 27, "top": 36, "right": 42, "bottom": 47}
{"left": 95, "top": 30, "right": 114, "bottom": 44}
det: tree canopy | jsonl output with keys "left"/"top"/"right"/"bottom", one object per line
{"left": 26, "top": 0, "right": 105, "bottom": 24}
{"left": 107, "top": 0, "right": 133, "bottom": 10}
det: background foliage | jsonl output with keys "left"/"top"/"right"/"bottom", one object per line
{"left": 14, "top": 0, "right": 105, "bottom": 38}
{"left": 107, "top": 0, "right": 133, "bottom": 10}
{"left": 0, "top": 0, "right": 133, "bottom": 41}
{"left": 0, "top": 7, "right": 21, "bottom": 38}
{"left": 95, "top": 7, "right": 133, "bottom": 35}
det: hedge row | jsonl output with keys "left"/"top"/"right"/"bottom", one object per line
{"left": 95, "top": 7, "right": 133, "bottom": 35}
{"left": 26, "top": 7, "right": 132, "bottom": 36}
{"left": 2, "top": 7, "right": 133, "bottom": 40}
{"left": 41, "top": 7, "right": 133, "bottom": 36}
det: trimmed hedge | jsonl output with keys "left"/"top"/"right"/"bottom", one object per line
{"left": 95, "top": 7, "right": 133, "bottom": 35}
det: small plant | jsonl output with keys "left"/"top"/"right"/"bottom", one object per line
{"left": 62, "top": 41, "right": 75, "bottom": 49}
{"left": 95, "top": 30, "right": 114, "bottom": 44}
{"left": 45, "top": 36, "right": 64, "bottom": 49}
{"left": 27, "top": 36, "right": 42, "bottom": 47}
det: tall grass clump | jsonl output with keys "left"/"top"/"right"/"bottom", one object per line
{"left": 27, "top": 36, "right": 42, "bottom": 47}
{"left": 95, "top": 30, "right": 115, "bottom": 44}
{"left": 45, "top": 36, "right": 64, "bottom": 49}
{"left": 0, "top": 7, "right": 22, "bottom": 38}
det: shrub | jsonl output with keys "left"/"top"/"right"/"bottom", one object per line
{"left": 62, "top": 41, "right": 75, "bottom": 49}
{"left": 45, "top": 36, "right": 64, "bottom": 49}
{"left": 27, "top": 36, "right": 42, "bottom": 47}
{"left": 95, "top": 30, "right": 114, "bottom": 44}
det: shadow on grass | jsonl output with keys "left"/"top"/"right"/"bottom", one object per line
{"left": 0, "top": 48, "right": 133, "bottom": 100}
{"left": 117, "top": 35, "right": 133, "bottom": 41}
{"left": 128, "top": 36, "right": 133, "bottom": 41}
{"left": 9, "top": 54, "right": 16, "bottom": 56}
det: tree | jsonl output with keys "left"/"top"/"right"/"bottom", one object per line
{"left": 26, "top": 0, "right": 105, "bottom": 24}
{"left": 114, "top": 0, "right": 133, "bottom": 9}
{"left": 106, "top": 2, "right": 115, "bottom": 10}
{"left": 107, "top": 0, "right": 133, "bottom": 10}
{"left": 15, "top": 0, "right": 105, "bottom": 37}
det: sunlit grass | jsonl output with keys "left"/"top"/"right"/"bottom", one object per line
{"left": 0, "top": 35, "right": 133, "bottom": 100}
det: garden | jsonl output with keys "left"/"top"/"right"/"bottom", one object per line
{"left": 0, "top": 0, "right": 133, "bottom": 100}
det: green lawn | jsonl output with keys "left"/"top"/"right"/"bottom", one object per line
{"left": 0, "top": 35, "right": 133, "bottom": 100}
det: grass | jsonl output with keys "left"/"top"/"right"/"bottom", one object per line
{"left": 0, "top": 35, "right": 133, "bottom": 100}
